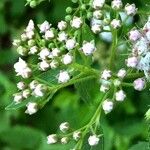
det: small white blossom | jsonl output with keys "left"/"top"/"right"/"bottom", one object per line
{"left": 44, "top": 30, "right": 55, "bottom": 40}
{"left": 125, "top": 3, "right": 137, "bottom": 16}
{"left": 100, "top": 84, "right": 110, "bottom": 92}
{"left": 26, "top": 30, "right": 34, "bottom": 39}
{"left": 39, "top": 48, "right": 50, "bottom": 60}
{"left": 129, "top": 29, "right": 141, "bottom": 42}
{"left": 52, "top": 48, "right": 60, "bottom": 57}
{"left": 71, "top": 16, "right": 82, "bottom": 29}
{"left": 66, "top": 39, "right": 76, "bottom": 50}
{"left": 59, "top": 122, "right": 70, "bottom": 133}
{"left": 58, "top": 21, "right": 67, "bottom": 30}
{"left": 39, "top": 21, "right": 51, "bottom": 33}
{"left": 92, "top": 0, "right": 105, "bottom": 9}
{"left": 13, "top": 93, "right": 23, "bottom": 103}
{"left": 61, "top": 137, "right": 69, "bottom": 144}
{"left": 73, "top": 131, "right": 81, "bottom": 141}
{"left": 22, "top": 89, "right": 30, "bottom": 98}
{"left": 21, "top": 33, "right": 27, "bottom": 41}
{"left": 81, "top": 41, "right": 96, "bottom": 55}
{"left": 102, "top": 100, "right": 113, "bottom": 114}
{"left": 33, "top": 84, "right": 47, "bottom": 97}
{"left": 91, "top": 24, "right": 102, "bottom": 34}
{"left": 115, "top": 90, "right": 126, "bottom": 101}
{"left": 25, "top": 102, "right": 38, "bottom": 115}
{"left": 12, "top": 39, "right": 20, "bottom": 46}
{"left": 58, "top": 32, "right": 68, "bottom": 42}
{"left": 39, "top": 60, "right": 50, "bottom": 71}
{"left": 101, "top": 70, "right": 111, "bottom": 80}
{"left": 17, "top": 81, "right": 26, "bottom": 90}
{"left": 126, "top": 56, "right": 138, "bottom": 68}
{"left": 47, "top": 134, "right": 58, "bottom": 144}
{"left": 117, "top": 68, "right": 126, "bottom": 79}
{"left": 50, "top": 60, "right": 58, "bottom": 69}
{"left": 93, "top": 10, "right": 103, "bottom": 19}
{"left": 26, "top": 20, "right": 34, "bottom": 32}
{"left": 113, "top": 79, "right": 121, "bottom": 87}
{"left": 111, "top": 0, "right": 122, "bottom": 10}
{"left": 111, "top": 19, "right": 121, "bottom": 29}
{"left": 29, "top": 46, "right": 38, "bottom": 54}
{"left": 17, "top": 46, "right": 28, "bottom": 56}
{"left": 88, "top": 135, "right": 100, "bottom": 146}
{"left": 133, "top": 78, "right": 145, "bottom": 91}
{"left": 29, "top": 80, "right": 39, "bottom": 90}
{"left": 62, "top": 53, "right": 73, "bottom": 65}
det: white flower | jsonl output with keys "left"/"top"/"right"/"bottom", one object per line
{"left": 125, "top": 3, "right": 137, "bottom": 16}
{"left": 111, "top": 19, "right": 121, "bottom": 29}
{"left": 66, "top": 39, "right": 76, "bottom": 50}
{"left": 44, "top": 30, "right": 55, "bottom": 40}
{"left": 39, "top": 60, "right": 50, "bottom": 71}
{"left": 25, "top": 102, "right": 38, "bottom": 115}
{"left": 62, "top": 53, "right": 73, "bottom": 65}
{"left": 17, "top": 46, "right": 28, "bottom": 56}
{"left": 126, "top": 56, "right": 138, "bottom": 68}
{"left": 93, "top": 10, "right": 103, "bottom": 19}
{"left": 17, "top": 81, "right": 26, "bottom": 90}
{"left": 61, "top": 137, "right": 69, "bottom": 144}
{"left": 26, "top": 20, "right": 34, "bottom": 32}
{"left": 113, "top": 79, "right": 121, "bottom": 87}
{"left": 21, "top": 33, "right": 27, "bottom": 41}
{"left": 117, "top": 68, "right": 126, "bottom": 78}
{"left": 52, "top": 48, "right": 60, "bottom": 57}
{"left": 39, "top": 21, "right": 51, "bottom": 33}
{"left": 133, "top": 78, "right": 145, "bottom": 91}
{"left": 29, "top": 46, "right": 38, "bottom": 54}
{"left": 88, "top": 135, "right": 99, "bottom": 146}
{"left": 12, "top": 39, "right": 20, "bottom": 46}
{"left": 101, "top": 70, "right": 111, "bottom": 80}
{"left": 111, "top": 0, "right": 122, "bottom": 10}
{"left": 73, "top": 131, "right": 81, "bottom": 141}
{"left": 39, "top": 48, "right": 50, "bottom": 60}
{"left": 91, "top": 24, "right": 102, "bottom": 34}
{"left": 115, "top": 90, "right": 126, "bottom": 101}
{"left": 47, "top": 134, "right": 58, "bottom": 144}
{"left": 13, "top": 93, "right": 23, "bottom": 103}
{"left": 14, "top": 58, "right": 32, "bottom": 78}
{"left": 58, "top": 31, "right": 68, "bottom": 42}
{"left": 22, "top": 89, "right": 30, "bottom": 98}
{"left": 92, "top": 0, "right": 105, "bottom": 9}
{"left": 50, "top": 60, "right": 58, "bottom": 69}
{"left": 146, "top": 30, "right": 150, "bottom": 41}
{"left": 33, "top": 84, "right": 47, "bottom": 97}
{"left": 129, "top": 29, "right": 141, "bottom": 42}
{"left": 81, "top": 41, "right": 96, "bottom": 55}
{"left": 58, "top": 21, "right": 67, "bottom": 30}
{"left": 100, "top": 84, "right": 110, "bottom": 92}
{"left": 59, "top": 122, "right": 70, "bottom": 133}
{"left": 26, "top": 30, "right": 34, "bottom": 39}
{"left": 71, "top": 16, "right": 82, "bottom": 29}
{"left": 102, "top": 100, "right": 113, "bottom": 114}
{"left": 29, "top": 80, "right": 39, "bottom": 90}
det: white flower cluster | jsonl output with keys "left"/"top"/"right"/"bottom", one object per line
{"left": 91, "top": 0, "right": 137, "bottom": 34}
{"left": 127, "top": 17, "right": 150, "bottom": 79}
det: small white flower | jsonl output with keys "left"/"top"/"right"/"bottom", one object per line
{"left": 39, "top": 48, "right": 50, "bottom": 60}
{"left": 91, "top": 24, "right": 102, "bottom": 34}
{"left": 61, "top": 137, "right": 69, "bottom": 144}
{"left": 12, "top": 39, "right": 20, "bottom": 46}
{"left": 62, "top": 53, "right": 73, "bottom": 65}
{"left": 93, "top": 10, "right": 103, "bottom": 19}
{"left": 39, "top": 60, "right": 50, "bottom": 71}
{"left": 100, "top": 84, "right": 110, "bottom": 92}
{"left": 50, "top": 60, "right": 58, "bottom": 69}
{"left": 73, "top": 131, "right": 81, "bottom": 141}
{"left": 58, "top": 21, "right": 67, "bottom": 30}
{"left": 26, "top": 31, "right": 34, "bottom": 39}
{"left": 133, "top": 78, "right": 145, "bottom": 91}
{"left": 92, "top": 0, "right": 105, "bottom": 9}
{"left": 39, "top": 21, "right": 51, "bottom": 33}
{"left": 126, "top": 56, "right": 138, "bottom": 68}
{"left": 29, "top": 80, "right": 39, "bottom": 90}
{"left": 22, "top": 89, "right": 30, "bottom": 98}
{"left": 17, "top": 46, "right": 28, "bottom": 56}
{"left": 29, "top": 46, "right": 38, "bottom": 54}
{"left": 113, "top": 79, "right": 121, "bottom": 87}
{"left": 102, "top": 100, "right": 113, "bottom": 114}
{"left": 117, "top": 68, "right": 126, "bottom": 79}
{"left": 21, "top": 33, "right": 27, "bottom": 41}
{"left": 101, "top": 70, "right": 111, "bottom": 80}
{"left": 47, "top": 134, "right": 58, "bottom": 144}
{"left": 33, "top": 84, "right": 47, "bottom": 97}
{"left": 66, "top": 39, "right": 76, "bottom": 50}
{"left": 58, "top": 31, "right": 68, "bottom": 42}
{"left": 13, "top": 93, "right": 23, "bottom": 103}
{"left": 129, "top": 29, "right": 141, "bottom": 42}
{"left": 115, "top": 90, "right": 126, "bottom": 101}
{"left": 52, "top": 48, "right": 60, "bottom": 57}
{"left": 44, "top": 30, "right": 55, "bottom": 40}
{"left": 111, "top": 19, "right": 121, "bottom": 29}
{"left": 17, "top": 81, "right": 26, "bottom": 90}
{"left": 125, "top": 3, "right": 137, "bottom": 16}
{"left": 88, "top": 135, "right": 100, "bottom": 146}
{"left": 25, "top": 102, "right": 38, "bottom": 115}
{"left": 71, "top": 16, "right": 82, "bottom": 29}
{"left": 26, "top": 20, "right": 34, "bottom": 32}
{"left": 59, "top": 122, "right": 70, "bottom": 133}
{"left": 82, "top": 41, "right": 96, "bottom": 55}
{"left": 111, "top": 0, "right": 123, "bottom": 10}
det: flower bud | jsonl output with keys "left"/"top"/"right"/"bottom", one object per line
{"left": 25, "top": 102, "right": 38, "bottom": 115}
{"left": 47, "top": 134, "right": 58, "bottom": 144}
{"left": 125, "top": 3, "right": 137, "bottom": 16}
{"left": 17, "top": 81, "right": 26, "bottom": 90}
{"left": 62, "top": 53, "right": 73, "bottom": 65}
{"left": 117, "top": 68, "right": 126, "bottom": 79}
{"left": 133, "top": 78, "right": 145, "bottom": 91}
{"left": 58, "top": 71, "right": 70, "bottom": 83}
{"left": 22, "top": 89, "right": 31, "bottom": 98}
{"left": 58, "top": 21, "right": 67, "bottom": 30}
{"left": 71, "top": 16, "right": 82, "bottom": 29}
{"left": 13, "top": 93, "right": 23, "bottom": 103}
{"left": 61, "top": 137, "right": 69, "bottom": 144}
{"left": 101, "top": 70, "right": 111, "bottom": 80}
{"left": 115, "top": 90, "right": 126, "bottom": 101}
{"left": 59, "top": 122, "right": 70, "bottom": 133}
{"left": 111, "top": 19, "right": 121, "bottom": 29}
{"left": 88, "top": 135, "right": 100, "bottom": 146}
{"left": 73, "top": 131, "right": 81, "bottom": 141}
{"left": 102, "top": 100, "right": 113, "bottom": 114}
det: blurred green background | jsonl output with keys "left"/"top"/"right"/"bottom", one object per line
{"left": 0, "top": 0, "right": 150, "bottom": 150}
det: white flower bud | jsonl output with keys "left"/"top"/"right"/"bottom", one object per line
{"left": 17, "top": 81, "right": 26, "bottom": 90}
{"left": 91, "top": 24, "right": 102, "bottom": 34}
{"left": 115, "top": 90, "right": 126, "bottom": 101}
{"left": 125, "top": 3, "right": 137, "bottom": 16}
{"left": 117, "top": 68, "right": 126, "bottom": 79}
{"left": 49, "top": 60, "right": 58, "bottom": 69}
{"left": 39, "top": 48, "right": 50, "bottom": 60}
{"left": 33, "top": 84, "right": 47, "bottom": 97}
{"left": 44, "top": 30, "right": 55, "bottom": 40}
{"left": 39, "top": 60, "right": 50, "bottom": 71}
{"left": 71, "top": 16, "right": 82, "bottom": 29}
{"left": 58, "top": 32, "right": 68, "bottom": 42}
{"left": 126, "top": 56, "right": 138, "bottom": 68}
{"left": 21, "top": 33, "right": 27, "bottom": 41}
{"left": 25, "top": 102, "right": 38, "bottom": 115}
{"left": 13, "top": 93, "right": 23, "bottom": 103}
{"left": 66, "top": 39, "right": 76, "bottom": 50}
{"left": 52, "top": 48, "right": 60, "bottom": 57}
{"left": 61, "top": 137, "right": 69, "bottom": 144}
{"left": 101, "top": 70, "right": 111, "bottom": 80}
{"left": 111, "top": 19, "right": 121, "bottom": 29}
{"left": 73, "top": 131, "right": 81, "bottom": 141}
{"left": 29, "top": 46, "right": 38, "bottom": 54}
{"left": 92, "top": 0, "right": 105, "bottom": 9}
{"left": 62, "top": 53, "right": 73, "bottom": 65}
{"left": 12, "top": 39, "right": 21, "bottom": 46}
{"left": 102, "top": 100, "right": 113, "bottom": 114}
{"left": 59, "top": 122, "right": 70, "bottom": 133}
{"left": 88, "top": 135, "right": 100, "bottom": 146}
{"left": 26, "top": 31, "right": 34, "bottom": 39}
{"left": 111, "top": 0, "right": 122, "bottom": 10}
{"left": 22, "top": 89, "right": 30, "bottom": 98}
{"left": 47, "top": 134, "right": 58, "bottom": 144}
{"left": 81, "top": 41, "right": 96, "bottom": 55}
{"left": 39, "top": 21, "right": 51, "bottom": 33}
{"left": 58, "top": 71, "right": 70, "bottom": 83}
{"left": 26, "top": 20, "right": 34, "bottom": 32}
{"left": 133, "top": 78, "right": 145, "bottom": 91}
{"left": 100, "top": 84, "right": 110, "bottom": 92}
{"left": 113, "top": 79, "right": 121, "bottom": 87}
{"left": 28, "top": 40, "right": 35, "bottom": 47}
{"left": 29, "top": 80, "right": 39, "bottom": 90}
{"left": 58, "top": 21, "right": 67, "bottom": 30}
{"left": 17, "top": 46, "right": 28, "bottom": 56}
{"left": 93, "top": 10, "right": 103, "bottom": 19}
{"left": 129, "top": 30, "right": 141, "bottom": 42}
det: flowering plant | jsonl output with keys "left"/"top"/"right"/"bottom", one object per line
{"left": 5, "top": 0, "right": 150, "bottom": 149}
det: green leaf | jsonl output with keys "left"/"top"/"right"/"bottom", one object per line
{"left": 129, "top": 142, "right": 148, "bottom": 150}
